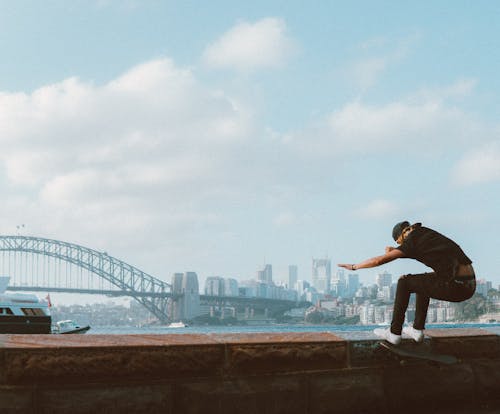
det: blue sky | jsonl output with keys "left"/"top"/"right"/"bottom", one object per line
{"left": 1, "top": 0, "right": 499, "bottom": 297}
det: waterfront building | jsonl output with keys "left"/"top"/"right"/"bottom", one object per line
{"left": 376, "top": 271, "right": 392, "bottom": 290}
{"left": 405, "top": 308, "right": 415, "bottom": 324}
{"left": 436, "top": 307, "right": 447, "bottom": 322}
{"left": 446, "top": 306, "right": 456, "bottom": 321}
{"left": 312, "top": 258, "right": 331, "bottom": 293}
{"left": 347, "top": 273, "right": 360, "bottom": 298}
{"left": 205, "top": 276, "right": 225, "bottom": 296}
{"left": 374, "top": 306, "right": 386, "bottom": 324}
{"left": 427, "top": 307, "right": 437, "bottom": 323}
{"left": 360, "top": 303, "right": 375, "bottom": 325}
{"left": 295, "top": 280, "right": 310, "bottom": 297}
{"left": 384, "top": 308, "right": 393, "bottom": 324}
{"left": 288, "top": 265, "right": 298, "bottom": 290}
{"left": 225, "top": 278, "right": 239, "bottom": 297}
{"left": 377, "top": 286, "right": 392, "bottom": 302}
{"left": 331, "top": 269, "right": 347, "bottom": 297}
{"left": 304, "top": 287, "right": 321, "bottom": 305}
{"left": 476, "top": 279, "right": 493, "bottom": 297}
{"left": 239, "top": 284, "right": 257, "bottom": 298}
{"left": 257, "top": 264, "right": 273, "bottom": 284}
{"left": 319, "top": 298, "right": 339, "bottom": 312}
{"left": 344, "top": 304, "right": 359, "bottom": 318}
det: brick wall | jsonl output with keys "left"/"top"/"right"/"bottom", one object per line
{"left": 0, "top": 329, "right": 498, "bottom": 413}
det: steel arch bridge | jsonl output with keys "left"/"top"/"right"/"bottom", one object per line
{"left": 0, "top": 235, "right": 173, "bottom": 323}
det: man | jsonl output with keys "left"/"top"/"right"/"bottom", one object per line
{"left": 338, "top": 221, "right": 476, "bottom": 345}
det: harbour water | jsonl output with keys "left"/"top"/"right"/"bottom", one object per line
{"left": 88, "top": 322, "right": 500, "bottom": 339}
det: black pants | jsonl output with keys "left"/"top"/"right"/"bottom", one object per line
{"left": 391, "top": 272, "right": 476, "bottom": 335}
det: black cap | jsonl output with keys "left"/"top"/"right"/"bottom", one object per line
{"left": 392, "top": 221, "right": 410, "bottom": 241}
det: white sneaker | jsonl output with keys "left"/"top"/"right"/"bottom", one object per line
{"left": 403, "top": 326, "right": 424, "bottom": 343}
{"left": 373, "top": 328, "right": 401, "bottom": 345}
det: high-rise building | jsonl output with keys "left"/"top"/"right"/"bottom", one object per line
{"left": 476, "top": 279, "right": 493, "bottom": 297}
{"left": 288, "top": 265, "right": 298, "bottom": 290}
{"left": 312, "top": 258, "right": 331, "bottom": 293}
{"left": 295, "top": 280, "right": 310, "bottom": 297}
{"left": 376, "top": 271, "right": 392, "bottom": 290}
{"left": 225, "top": 278, "right": 239, "bottom": 297}
{"left": 347, "top": 273, "right": 360, "bottom": 297}
{"left": 257, "top": 264, "right": 273, "bottom": 284}
{"left": 331, "top": 269, "right": 347, "bottom": 297}
{"left": 205, "top": 276, "right": 225, "bottom": 296}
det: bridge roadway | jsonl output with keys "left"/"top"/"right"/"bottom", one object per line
{"left": 7, "top": 286, "right": 310, "bottom": 310}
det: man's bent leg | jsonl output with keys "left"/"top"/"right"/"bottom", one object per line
{"left": 391, "top": 273, "right": 434, "bottom": 335}
{"left": 414, "top": 293, "right": 430, "bottom": 330}
{"left": 391, "top": 274, "right": 412, "bottom": 335}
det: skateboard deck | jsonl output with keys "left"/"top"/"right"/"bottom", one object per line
{"left": 379, "top": 341, "right": 458, "bottom": 365}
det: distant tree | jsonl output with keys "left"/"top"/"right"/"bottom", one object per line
{"left": 454, "top": 293, "right": 487, "bottom": 320}
{"left": 305, "top": 309, "right": 324, "bottom": 324}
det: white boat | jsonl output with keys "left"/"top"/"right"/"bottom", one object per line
{"left": 0, "top": 276, "right": 52, "bottom": 334}
{"left": 52, "top": 319, "right": 91, "bottom": 334}
{"left": 167, "top": 321, "right": 188, "bottom": 328}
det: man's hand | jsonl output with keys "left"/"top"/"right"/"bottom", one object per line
{"left": 338, "top": 263, "right": 355, "bottom": 270}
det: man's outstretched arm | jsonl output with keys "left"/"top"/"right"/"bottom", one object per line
{"left": 338, "top": 248, "right": 405, "bottom": 271}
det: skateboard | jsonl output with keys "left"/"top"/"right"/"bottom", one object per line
{"left": 379, "top": 341, "right": 458, "bottom": 365}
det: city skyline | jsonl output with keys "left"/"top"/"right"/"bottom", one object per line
{"left": 1, "top": 2, "right": 499, "bottom": 307}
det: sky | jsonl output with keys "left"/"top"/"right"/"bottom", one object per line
{"left": 1, "top": 0, "right": 499, "bottom": 304}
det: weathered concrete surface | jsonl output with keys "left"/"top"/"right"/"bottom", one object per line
{"left": 0, "top": 329, "right": 498, "bottom": 413}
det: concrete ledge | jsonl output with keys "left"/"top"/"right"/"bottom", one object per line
{"left": 0, "top": 329, "right": 499, "bottom": 413}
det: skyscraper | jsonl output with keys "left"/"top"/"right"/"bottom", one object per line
{"left": 257, "top": 264, "right": 273, "bottom": 284}
{"left": 347, "top": 273, "right": 360, "bottom": 297}
{"left": 225, "top": 278, "right": 239, "bottom": 297}
{"left": 288, "top": 265, "right": 298, "bottom": 290}
{"left": 205, "top": 276, "right": 225, "bottom": 296}
{"left": 312, "top": 258, "right": 331, "bottom": 293}
{"left": 331, "top": 269, "right": 347, "bottom": 297}
{"left": 376, "top": 271, "right": 392, "bottom": 290}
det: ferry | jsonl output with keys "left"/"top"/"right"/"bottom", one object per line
{"left": 0, "top": 277, "right": 52, "bottom": 334}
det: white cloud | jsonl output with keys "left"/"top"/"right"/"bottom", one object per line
{"left": 0, "top": 58, "right": 259, "bottom": 253}
{"left": 202, "top": 17, "right": 297, "bottom": 71}
{"left": 348, "top": 32, "right": 421, "bottom": 91}
{"left": 355, "top": 199, "right": 400, "bottom": 220}
{"left": 285, "top": 80, "right": 481, "bottom": 157}
{"left": 451, "top": 141, "right": 500, "bottom": 185}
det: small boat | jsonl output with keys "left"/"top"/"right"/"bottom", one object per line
{"left": 167, "top": 321, "right": 188, "bottom": 328}
{"left": 52, "top": 319, "right": 91, "bottom": 334}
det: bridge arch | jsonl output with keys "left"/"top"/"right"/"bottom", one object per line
{"left": 0, "top": 235, "right": 173, "bottom": 323}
